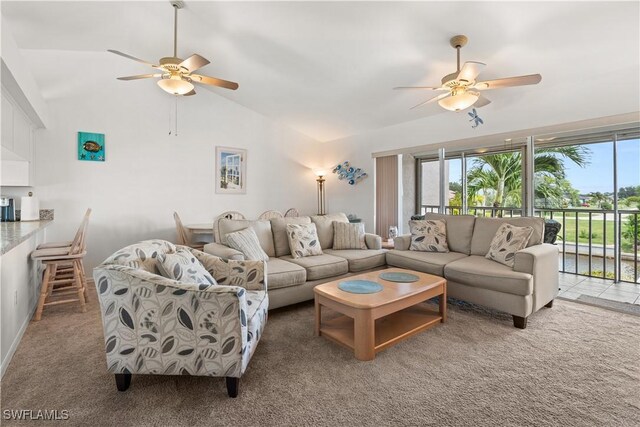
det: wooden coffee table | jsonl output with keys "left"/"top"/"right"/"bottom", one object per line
{"left": 314, "top": 268, "right": 446, "bottom": 361}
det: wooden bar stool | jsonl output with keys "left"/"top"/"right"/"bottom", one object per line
{"left": 31, "top": 209, "right": 91, "bottom": 320}
{"left": 174, "top": 212, "right": 208, "bottom": 251}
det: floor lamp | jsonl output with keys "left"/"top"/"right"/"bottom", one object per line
{"left": 315, "top": 171, "right": 326, "bottom": 215}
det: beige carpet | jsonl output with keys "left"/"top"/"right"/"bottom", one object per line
{"left": 2, "top": 288, "right": 639, "bottom": 427}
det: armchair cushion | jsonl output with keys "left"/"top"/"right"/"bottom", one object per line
{"left": 157, "top": 247, "right": 218, "bottom": 286}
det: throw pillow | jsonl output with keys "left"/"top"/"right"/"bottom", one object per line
{"left": 286, "top": 223, "right": 323, "bottom": 258}
{"left": 225, "top": 227, "right": 269, "bottom": 261}
{"left": 485, "top": 223, "right": 534, "bottom": 267}
{"left": 409, "top": 219, "right": 450, "bottom": 252}
{"left": 333, "top": 221, "right": 367, "bottom": 250}
{"left": 157, "top": 247, "right": 218, "bottom": 286}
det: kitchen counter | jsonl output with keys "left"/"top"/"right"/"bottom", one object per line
{"left": 1, "top": 220, "right": 52, "bottom": 255}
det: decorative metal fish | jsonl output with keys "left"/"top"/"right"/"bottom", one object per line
{"left": 332, "top": 161, "right": 368, "bottom": 185}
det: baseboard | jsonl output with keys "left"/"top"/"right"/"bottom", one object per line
{"left": 0, "top": 297, "right": 39, "bottom": 379}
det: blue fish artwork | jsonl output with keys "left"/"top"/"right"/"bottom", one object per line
{"left": 78, "top": 131, "right": 105, "bottom": 162}
{"left": 332, "top": 161, "right": 368, "bottom": 185}
{"left": 468, "top": 108, "right": 484, "bottom": 129}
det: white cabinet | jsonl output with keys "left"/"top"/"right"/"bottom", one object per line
{"left": 1, "top": 95, "right": 13, "bottom": 151}
{"left": 12, "top": 110, "right": 31, "bottom": 161}
{"left": 1, "top": 88, "right": 34, "bottom": 186}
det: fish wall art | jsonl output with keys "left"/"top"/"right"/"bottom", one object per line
{"left": 332, "top": 161, "right": 368, "bottom": 185}
{"left": 78, "top": 131, "right": 105, "bottom": 162}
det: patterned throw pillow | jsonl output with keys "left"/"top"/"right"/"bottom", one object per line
{"left": 225, "top": 227, "right": 269, "bottom": 261}
{"left": 409, "top": 220, "right": 449, "bottom": 252}
{"left": 486, "top": 223, "right": 534, "bottom": 267}
{"left": 157, "top": 247, "right": 218, "bottom": 286}
{"left": 333, "top": 221, "right": 367, "bottom": 250}
{"left": 286, "top": 223, "right": 323, "bottom": 258}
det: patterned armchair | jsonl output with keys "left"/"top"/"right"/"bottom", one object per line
{"left": 93, "top": 240, "right": 267, "bottom": 397}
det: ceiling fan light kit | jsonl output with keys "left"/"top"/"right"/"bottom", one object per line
{"left": 394, "top": 35, "right": 542, "bottom": 112}
{"left": 109, "top": 0, "right": 238, "bottom": 97}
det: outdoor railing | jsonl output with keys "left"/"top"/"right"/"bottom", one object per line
{"left": 418, "top": 205, "right": 639, "bottom": 283}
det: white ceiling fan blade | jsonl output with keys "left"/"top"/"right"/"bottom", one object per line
{"left": 179, "top": 54, "right": 210, "bottom": 72}
{"left": 183, "top": 89, "right": 196, "bottom": 96}
{"left": 117, "top": 73, "right": 162, "bottom": 81}
{"left": 410, "top": 92, "right": 450, "bottom": 110}
{"left": 473, "top": 74, "right": 542, "bottom": 90}
{"left": 456, "top": 61, "right": 486, "bottom": 83}
{"left": 393, "top": 86, "right": 446, "bottom": 90}
{"left": 190, "top": 74, "right": 239, "bottom": 90}
{"left": 474, "top": 93, "right": 491, "bottom": 108}
{"left": 108, "top": 49, "right": 158, "bottom": 67}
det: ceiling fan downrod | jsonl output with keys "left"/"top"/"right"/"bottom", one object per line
{"left": 170, "top": 1, "right": 184, "bottom": 58}
{"left": 450, "top": 35, "right": 468, "bottom": 72}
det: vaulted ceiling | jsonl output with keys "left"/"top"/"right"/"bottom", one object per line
{"left": 2, "top": 1, "right": 639, "bottom": 141}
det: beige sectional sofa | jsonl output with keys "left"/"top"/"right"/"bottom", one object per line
{"left": 204, "top": 213, "right": 386, "bottom": 309}
{"left": 387, "top": 213, "right": 559, "bottom": 329}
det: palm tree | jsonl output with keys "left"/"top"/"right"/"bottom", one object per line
{"left": 467, "top": 146, "right": 590, "bottom": 214}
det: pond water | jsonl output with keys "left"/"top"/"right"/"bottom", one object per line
{"left": 560, "top": 253, "right": 639, "bottom": 283}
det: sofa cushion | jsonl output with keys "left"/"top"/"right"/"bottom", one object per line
{"left": 409, "top": 219, "right": 449, "bottom": 252}
{"left": 157, "top": 247, "right": 218, "bottom": 286}
{"left": 444, "top": 255, "right": 533, "bottom": 296}
{"left": 333, "top": 222, "right": 367, "bottom": 250}
{"left": 280, "top": 254, "right": 349, "bottom": 281}
{"left": 324, "top": 249, "right": 387, "bottom": 272}
{"left": 470, "top": 217, "right": 544, "bottom": 256}
{"left": 423, "top": 213, "right": 476, "bottom": 255}
{"left": 311, "top": 213, "right": 349, "bottom": 249}
{"left": 266, "top": 258, "right": 306, "bottom": 290}
{"left": 386, "top": 250, "right": 467, "bottom": 276}
{"left": 226, "top": 227, "right": 269, "bottom": 261}
{"left": 485, "top": 223, "right": 534, "bottom": 267}
{"left": 270, "top": 216, "right": 312, "bottom": 257}
{"left": 218, "top": 219, "right": 276, "bottom": 257}
{"left": 286, "top": 223, "right": 323, "bottom": 258}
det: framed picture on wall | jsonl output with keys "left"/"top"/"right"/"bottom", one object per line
{"left": 215, "top": 146, "right": 247, "bottom": 194}
{"left": 77, "top": 131, "right": 105, "bottom": 162}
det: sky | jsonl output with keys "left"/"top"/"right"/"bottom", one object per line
{"left": 445, "top": 138, "right": 640, "bottom": 195}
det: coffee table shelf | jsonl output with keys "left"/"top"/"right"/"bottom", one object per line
{"left": 314, "top": 268, "right": 446, "bottom": 361}
{"left": 320, "top": 304, "right": 442, "bottom": 353}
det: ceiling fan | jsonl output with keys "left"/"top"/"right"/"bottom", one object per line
{"left": 109, "top": 1, "right": 238, "bottom": 96}
{"left": 395, "top": 35, "right": 541, "bottom": 112}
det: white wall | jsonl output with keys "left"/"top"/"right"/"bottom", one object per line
{"left": 29, "top": 51, "right": 323, "bottom": 273}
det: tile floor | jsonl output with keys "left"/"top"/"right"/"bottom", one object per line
{"left": 558, "top": 273, "right": 640, "bottom": 305}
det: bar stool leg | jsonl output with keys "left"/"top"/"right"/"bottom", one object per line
{"left": 35, "top": 264, "right": 53, "bottom": 321}
{"left": 79, "top": 259, "right": 89, "bottom": 302}
{"left": 74, "top": 260, "right": 87, "bottom": 313}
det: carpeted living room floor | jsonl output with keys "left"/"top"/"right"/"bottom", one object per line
{"left": 1, "top": 287, "right": 639, "bottom": 427}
